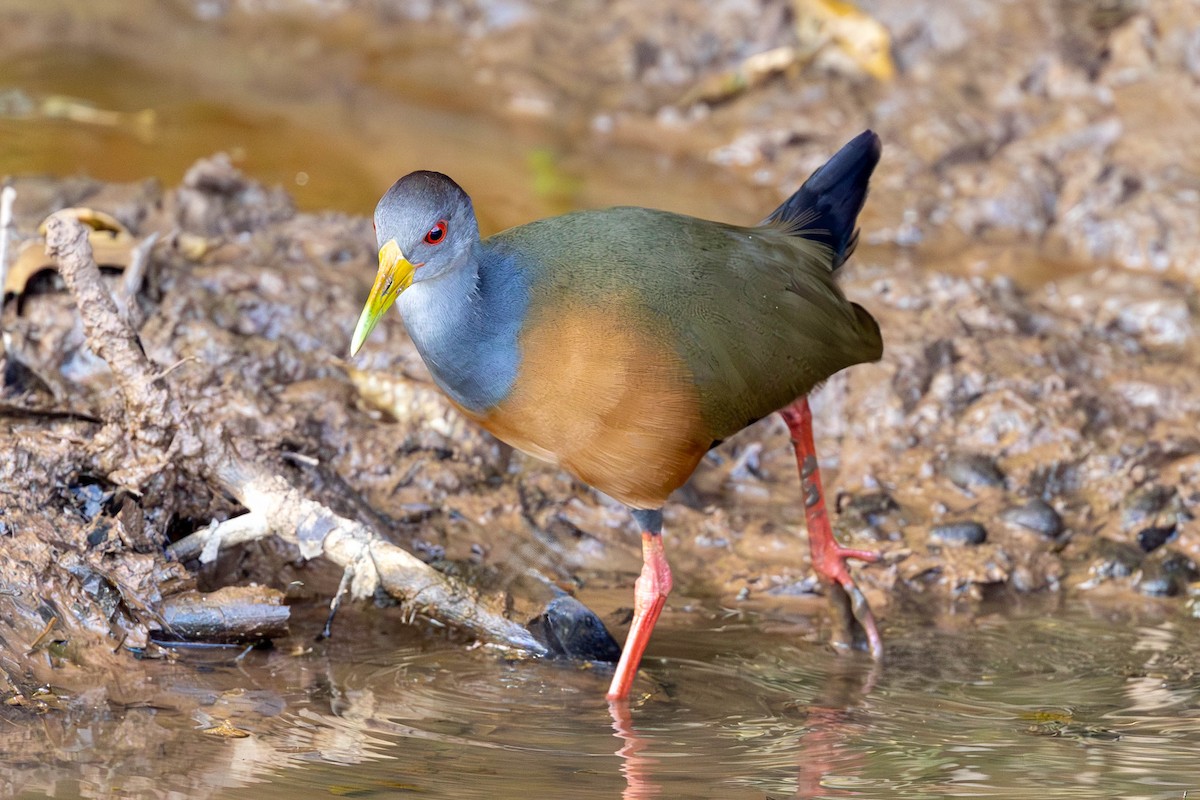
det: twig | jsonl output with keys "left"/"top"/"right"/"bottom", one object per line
{"left": 116, "top": 230, "right": 160, "bottom": 325}
{"left": 166, "top": 513, "right": 269, "bottom": 563}
{"left": 44, "top": 213, "right": 171, "bottom": 439}
{"left": 320, "top": 564, "right": 355, "bottom": 640}
{"left": 186, "top": 460, "right": 547, "bottom": 654}
{"left": 0, "top": 185, "right": 14, "bottom": 305}
{"left": 152, "top": 356, "right": 199, "bottom": 382}
{"left": 27, "top": 615, "right": 58, "bottom": 654}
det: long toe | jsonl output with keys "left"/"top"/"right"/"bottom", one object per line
{"left": 816, "top": 545, "right": 882, "bottom": 659}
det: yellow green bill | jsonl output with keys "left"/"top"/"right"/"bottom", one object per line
{"left": 349, "top": 239, "right": 416, "bottom": 356}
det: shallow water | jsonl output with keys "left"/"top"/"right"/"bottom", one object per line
{"left": 0, "top": 0, "right": 763, "bottom": 230}
{"left": 7, "top": 598, "right": 1200, "bottom": 799}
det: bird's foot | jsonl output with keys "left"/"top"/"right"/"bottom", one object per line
{"left": 811, "top": 542, "right": 882, "bottom": 660}
{"left": 780, "top": 395, "right": 883, "bottom": 661}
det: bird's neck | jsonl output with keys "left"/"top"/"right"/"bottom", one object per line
{"left": 396, "top": 242, "right": 527, "bottom": 413}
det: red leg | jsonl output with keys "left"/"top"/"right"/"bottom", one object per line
{"left": 780, "top": 395, "right": 882, "bottom": 659}
{"left": 607, "top": 527, "right": 673, "bottom": 701}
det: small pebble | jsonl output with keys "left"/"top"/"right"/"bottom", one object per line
{"left": 943, "top": 454, "right": 1005, "bottom": 490}
{"left": 929, "top": 521, "right": 988, "bottom": 546}
{"left": 1122, "top": 484, "right": 1177, "bottom": 530}
{"left": 1001, "top": 499, "right": 1064, "bottom": 537}
{"left": 1089, "top": 538, "right": 1144, "bottom": 580}
{"left": 837, "top": 491, "right": 900, "bottom": 525}
{"left": 1136, "top": 550, "right": 1200, "bottom": 598}
{"left": 69, "top": 482, "right": 112, "bottom": 522}
{"left": 1136, "top": 525, "right": 1177, "bottom": 553}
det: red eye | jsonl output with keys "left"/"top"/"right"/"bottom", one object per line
{"left": 424, "top": 220, "right": 447, "bottom": 245}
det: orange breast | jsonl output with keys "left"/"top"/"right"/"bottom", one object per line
{"left": 461, "top": 298, "right": 709, "bottom": 509}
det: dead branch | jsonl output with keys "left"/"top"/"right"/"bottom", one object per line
{"left": 45, "top": 213, "right": 547, "bottom": 656}
{"left": 44, "top": 214, "right": 172, "bottom": 444}
{"left": 115, "top": 230, "right": 160, "bottom": 327}
{"left": 0, "top": 185, "right": 14, "bottom": 306}
{"left": 194, "top": 459, "right": 546, "bottom": 653}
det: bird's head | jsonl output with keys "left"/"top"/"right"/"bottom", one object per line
{"left": 350, "top": 171, "right": 478, "bottom": 356}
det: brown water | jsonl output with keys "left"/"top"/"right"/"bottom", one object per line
{"left": 0, "top": 0, "right": 763, "bottom": 232}
{"left": 5, "top": 598, "right": 1200, "bottom": 799}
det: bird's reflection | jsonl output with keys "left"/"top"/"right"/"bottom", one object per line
{"left": 609, "top": 654, "right": 879, "bottom": 799}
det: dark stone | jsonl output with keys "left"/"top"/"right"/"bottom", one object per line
{"left": 1137, "top": 525, "right": 1177, "bottom": 553}
{"left": 1122, "top": 484, "right": 1178, "bottom": 530}
{"left": 1001, "top": 499, "right": 1064, "bottom": 537}
{"left": 1090, "top": 538, "right": 1144, "bottom": 580}
{"left": 527, "top": 595, "right": 622, "bottom": 663}
{"left": 929, "top": 521, "right": 988, "bottom": 546}
{"left": 68, "top": 482, "right": 112, "bottom": 522}
{"left": 943, "top": 454, "right": 1006, "bottom": 490}
{"left": 4, "top": 353, "right": 54, "bottom": 396}
{"left": 925, "top": 338, "right": 960, "bottom": 371}
{"left": 65, "top": 563, "right": 122, "bottom": 621}
{"left": 85, "top": 522, "right": 110, "bottom": 549}
{"left": 893, "top": 338, "right": 958, "bottom": 412}
{"left": 837, "top": 491, "right": 900, "bottom": 525}
{"left": 1136, "top": 550, "right": 1199, "bottom": 597}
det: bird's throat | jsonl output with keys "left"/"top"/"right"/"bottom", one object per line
{"left": 397, "top": 249, "right": 527, "bottom": 414}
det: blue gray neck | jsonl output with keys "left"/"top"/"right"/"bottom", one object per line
{"left": 396, "top": 242, "right": 527, "bottom": 413}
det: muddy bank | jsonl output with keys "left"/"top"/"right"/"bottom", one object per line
{"left": 3, "top": 0, "right": 1197, "bottom": 283}
{"left": 139, "top": 0, "right": 1198, "bottom": 282}
{"left": 2, "top": 150, "right": 1197, "bottom": 708}
{"left": 413, "top": 0, "right": 1200, "bottom": 282}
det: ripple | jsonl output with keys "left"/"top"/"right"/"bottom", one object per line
{"left": 12, "top": 602, "right": 1200, "bottom": 800}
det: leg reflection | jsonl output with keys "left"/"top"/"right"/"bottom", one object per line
{"left": 793, "top": 657, "right": 880, "bottom": 799}
{"left": 607, "top": 656, "right": 880, "bottom": 799}
{"left": 608, "top": 698, "right": 661, "bottom": 799}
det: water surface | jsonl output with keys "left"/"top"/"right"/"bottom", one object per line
{"left": 7, "top": 599, "right": 1198, "bottom": 799}
{"left": 0, "top": 0, "right": 762, "bottom": 229}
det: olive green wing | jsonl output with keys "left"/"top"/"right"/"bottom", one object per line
{"left": 493, "top": 208, "right": 881, "bottom": 445}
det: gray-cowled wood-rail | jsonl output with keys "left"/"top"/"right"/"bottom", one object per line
{"left": 351, "top": 131, "right": 884, "bottom": 700}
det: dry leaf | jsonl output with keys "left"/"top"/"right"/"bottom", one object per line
{"left": 5, "top": 207, "right": 135, "bottom": 296}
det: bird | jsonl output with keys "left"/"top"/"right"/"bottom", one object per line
{"left": 350, "top": 130, "right": 884, "bottom": 701}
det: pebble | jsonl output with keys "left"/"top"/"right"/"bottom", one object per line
{"left": 929, "top": 521, "right": 988, "bottom": 546}
{"left": 1001, "top": 499, "right": 1064, "bottom": 537}
{"left": 1089, "top": 538, "right": 1144, "bottom": 580}
{"left": 837, "top": 491, "right": 900, "bottom": 526}
{"left": 1122, "top": 484, "right": 1177, "bottom": 530}
{"left": 1137, "top": 525, "right": 1177, "bottom": 553}
{"left": 943, "top": 453, "right": 1006, "bottom": 490}
{"left": 1136, "top": 551, "right": 1200, "bottom": 598}
{"left": 69, "top": 482, "right": 112, "bottom": 522}
{"left": 526, "top": 595, "right": 622, "bottom": 662}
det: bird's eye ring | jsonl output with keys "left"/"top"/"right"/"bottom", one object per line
{"left": 424, "top": 220, "right": 448, "bottom": 245}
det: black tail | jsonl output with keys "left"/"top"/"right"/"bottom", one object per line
{"left": 765, "top": 130, "right": 881, "bottom": 269}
